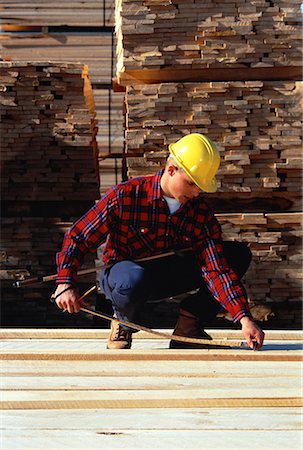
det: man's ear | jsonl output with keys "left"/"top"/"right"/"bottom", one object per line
{"left": 167, "top": 164, "right": 178, "bottom": 176}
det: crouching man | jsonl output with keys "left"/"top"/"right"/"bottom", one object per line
{"left": 54, "top": 133, "right": 265, "bottom": 350}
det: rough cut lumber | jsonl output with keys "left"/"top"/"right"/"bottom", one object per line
{"left": 1, "top": 218, "right": 73, "bottom": 274}
{"left": 218, "top": 212, "right": 302, "bottom": 308}
{"left": 124, "top": 81, "right": 302, "bottom": 195}
{"left": 117, "top": 66, "right": 302, "bottom": 86}
{"left": 115, "top": 0, "right": 302, "bottom": 78}
{"left": 0, "top": 61, "right": 100, "bottom": 202}
{"left": 0, "top": 0, "right": 115, "bottom": 27}
{"left": 0, "top": 32, "right": 125, "bottom": 195}
{"left": 0, "top": 61, "right": 100, "bottom": 325}
{"left": 0, "top": 33, "right": 114, "bottom": 85}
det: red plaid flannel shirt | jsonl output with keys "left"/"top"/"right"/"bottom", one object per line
{"left": 56, "top": 170, "right": 251, "bottom": 322}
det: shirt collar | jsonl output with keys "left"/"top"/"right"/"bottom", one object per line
{"left": 147, "top": 169, "right": 164, "bottom": 203}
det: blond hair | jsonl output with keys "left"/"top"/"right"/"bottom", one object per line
{"left": 166, "top": 155, "right": 184, "bottom": 172}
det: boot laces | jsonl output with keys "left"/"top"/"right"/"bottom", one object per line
{"left": 113, "top": 322, "right": 128, "bottom": 340}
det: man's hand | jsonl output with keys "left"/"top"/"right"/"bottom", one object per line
{"left": 240, "top": 316, "right": 265, "bottom": 350}
{"left": 54, "top": 284, "right": 81, "bottom": 314}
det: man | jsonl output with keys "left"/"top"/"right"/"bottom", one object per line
{"left": 54, "top": 133, "right": 265, "bottom": 350}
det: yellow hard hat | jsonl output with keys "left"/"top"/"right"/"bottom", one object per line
{"left": 169, "top": 133, "right": 220, "bottom": 193}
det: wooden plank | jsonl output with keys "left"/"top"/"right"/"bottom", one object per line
{"left": 117, "top": 66, "right": 302, "bottom": 86}
{"left": 2, "top": 408, "right": 301, "bottom": 448}
{"left": 1, "top": 359, "right": 301, "bottom": 379}
{"left": 1, "top": 375, "right": 300, "bottom": 397}
{"left": 1, "top": 419, "right": 300, "bottom": 450}
{"left": 1, "top": 350, "right": 302, "bottom": 362}
{"left": 0, "top": 390, "right": 303, "bottom": 410}
{"left": 0, "top": 328, "right": 302, "bottom": 340}
{"left": 2, "top": 407, "right": 300, "bottom": 430}
{"left": 1, "top": 337, "right": 240, "bottom": 351}
{"left": 1, "top": 338, "right": 302, "bottom": 353}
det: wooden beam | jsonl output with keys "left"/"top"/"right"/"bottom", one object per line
{"left": 1, "top": 351, "right": 302, "bottom": 362}
{"left": 1, "top": 328, "right": 302, "bottom": 340}
{"left": 117, "top": 66, "right": 302, "bottom": 86}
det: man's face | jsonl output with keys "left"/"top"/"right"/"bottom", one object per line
{"left": 166, "top": 165, "right": 201, "bottom": 204}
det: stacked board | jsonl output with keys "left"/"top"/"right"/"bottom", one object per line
{"left": 0, "top": 0, "right": 115, "bottom": 27}
{"left": 0, "top": 61, "right": 99, "bottom": 202}
{"left": 0, "top": 0, "right": 123, "bottom": 326}
{"left": 219, "top": 212, "right": 302, "bottom": 327}
{"left": 125, "top": 81, "right": 302, "bottom": 194}
{"left": 115, "top": 0, "right": 302, "bottom": 327}
{"left": 0, "top": 4, "right": 125, "bottom": 195}
{"left": 0, "top": 62, "right": 99, "bottom": 326}
{"left": 116, "top": 0, "right": 302, "bottom": 75}
{"left": 0, "top": 34, "right": 113, "bottom": 86}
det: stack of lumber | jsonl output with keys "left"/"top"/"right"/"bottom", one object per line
{"left": 0, "top": 0, "right": 124, "bottom": 326}
{"left": 1, "top": 32, "right": 125, "bottom": 191}
{"left": 115, "top": 0, "right": 302, "bottom": 327}
{"left": 0, "top": 328, "right": 302, "bottom": 448}
{"left": 98, "top": 158, "right": 124, "bottom": 192}
{"left": 0, "top": 0, "right": 115, "bottom": 27}
{"left": 0, "top": 61, "right": 99, "bottom": 326}
{"left": 0, "top": 62, "right": 99, "bottom": 202}
{"left": 0, "top": 2, "right": 124, "bottom": 195}
{"left": 93, "top": 88, "right": 125, "bottom": 154}
{"left": 1, "top": 219, "right": 72, "bottom": 276}
{"left": 0, "top": 33, "right": 113, "bottom": 85}
{"left": 125, "top": 80, "right": 302, "bottom": 193}
{"left": 219, "top": 212, "right": 302, "bottom": 326}
{"left": 116, "top": 0, "right": 302, "bottom": 77}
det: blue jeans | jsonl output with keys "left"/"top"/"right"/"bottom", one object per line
{"left": 100, "top": 241, "right": 252, "bottom": 332}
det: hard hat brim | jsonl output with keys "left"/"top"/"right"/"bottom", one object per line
{"left": 183, "top": 169, "right": 218, "bottom": 193}
{"left": 199, "top": 176, "right": 218, "bottom": 193}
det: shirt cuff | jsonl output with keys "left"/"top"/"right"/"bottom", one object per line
{"left": 56, "top": 274, "right": 76, "bottom": 286}
{"left": 232, "top": 309, "right": 253, "bottom": 323}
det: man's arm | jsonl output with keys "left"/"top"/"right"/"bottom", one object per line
{"left": 54, "top": 189, "right": 118, "bottom": 312}
{"left": 197, "top": 211, "right": 265, "bottom": 349}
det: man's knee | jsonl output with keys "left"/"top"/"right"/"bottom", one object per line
{"left": 107, "top": 262, "right": 145, "bottom": 304}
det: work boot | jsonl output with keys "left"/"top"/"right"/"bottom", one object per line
{"left": 107, "top": 320, "right": 132, "bottom": 349}
{"left": 169, "top": 308, "right": 227, "bottom": 349}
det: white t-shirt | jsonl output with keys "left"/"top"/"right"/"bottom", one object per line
{"left": 163, "top": 195, "right": 181, "bottom": 214}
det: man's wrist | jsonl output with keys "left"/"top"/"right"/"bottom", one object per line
{"left": 53, "top": 285, "right": 75, "bottom": 301}
{"left": 56, "top": 282, "right": 74, "bottom": 288}
{"left": 240, "top": 316, "right": 253, "bottom": 326}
